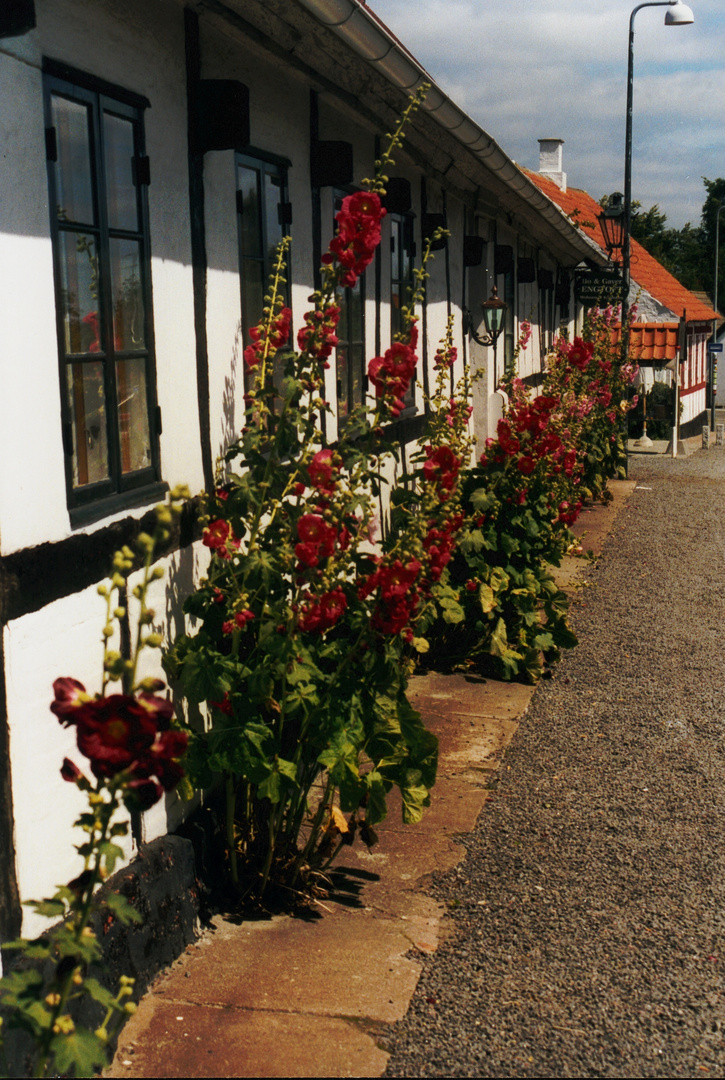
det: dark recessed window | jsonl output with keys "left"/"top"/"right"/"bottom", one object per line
{"left": 44, "top": 65, "right": 161, "bottom": 518}
{"left": 334, "top": 190, "right": 366, "bottom": 426}
{"left": 236, "top": 152, "right": 290, "bottom": 404}
{"left": 390, "top": 211, "right": 416, "bottom": 411}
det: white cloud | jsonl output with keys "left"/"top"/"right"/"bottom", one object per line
{"left": 368, "top": 0, "right": 725, "bottom": 227}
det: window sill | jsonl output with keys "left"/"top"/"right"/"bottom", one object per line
{"left": 69, "top": 481, "right": 169, "bottom": 530}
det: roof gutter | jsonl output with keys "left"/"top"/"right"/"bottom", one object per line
{"left": 295, "top": 0, "right": 607, "bottom": 265}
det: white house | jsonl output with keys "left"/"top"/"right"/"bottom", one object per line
{"left": 0, "top": 0, "right": 604, "bottom": 953}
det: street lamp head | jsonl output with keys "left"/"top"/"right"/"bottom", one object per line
{"left": 598, "top": 192, "right": 626, "bottom": 262}
{"left": 664, "top": 1, "right": 694, "bottom": 25}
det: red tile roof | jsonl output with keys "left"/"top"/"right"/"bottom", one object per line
{"left": 609, "top": 323, "right": 680, "bottom": 361}
{"left": 524, "top": 170, "right": 717, "bottom": 324}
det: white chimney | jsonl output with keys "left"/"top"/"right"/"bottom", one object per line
{"left": 538, "top": 138, "right": 566, "bottom": 191}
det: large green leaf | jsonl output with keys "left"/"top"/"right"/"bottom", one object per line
{"left": 50, "top": 1027, "right": 109, "bottom": 1077}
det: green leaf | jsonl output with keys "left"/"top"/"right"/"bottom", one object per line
{"left": 103, "top": 892, "right": 143, "bottom": 926}
{"left": 99, "top": 841, "right": 124, "bottom": 875}
{"left": 478, "top": 583, "right": 496, "bottom": 614}
{"left": 82, "top": 977, "right": 117, "bottom": 1010}
{"left": 469, "top": 488, "right": 493, "bottom": 512}
{"left": 28, "top": 899, "right": 66, "bottom": 919}
{"left": 364, "top": 770, "right": 389, "bottom": 826}
{"left": 399, "top": 770, "right": 431, "bottom": 824}
{"left": 276, "top": 757, "right": 299, "bottom": 785}
{"left": 489, "top": 617, "right": 509, "bottom": 658}
{"left": 412, "top": 636, "right": 430, "bottom": 654}
{"left": 50, "top": 1026, "right": 109, "bottom": 1077}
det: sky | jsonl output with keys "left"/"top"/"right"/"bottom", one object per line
{"left": 366, "top": 0, "right": 725, "bottom": 230}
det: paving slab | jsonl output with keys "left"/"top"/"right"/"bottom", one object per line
{"left": 108, "top": 489, "right": 631, "bottom": 1080}
{"left": 113, "top": 1000, "right": 388, "bottom": 1078}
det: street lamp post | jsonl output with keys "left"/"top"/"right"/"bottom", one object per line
{"left": 621, "top": 0, "right": 693, "bottom": 456}
{"left": 622, "top": 1, "right": 694, "bottom": 327}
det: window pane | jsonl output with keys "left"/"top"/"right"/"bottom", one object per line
{"left": 110, "top": 238, "right": 145, "bottom": 350}
{"left": 240, "top": 260, "right": 265, "bottom": 344}
{"left": 66, "top": 361, "right": 109, "bottom": 487}
{"left": 51, "top": 95, "right": 94, "bottom": 225}
{"left": 58, "top": 231, "right": 101, "bottom": 354}
{"left": 265, "top": 172, "right": 284, "bottom": 265}
{"left": 238, "top": 166, "right": 261, "bottom": 258}
{"left": 351, "top": 344, "right": 364, "bottom": 409}
{"left": 337, "top": 347, "right": 349, "bottom": 421}
{"left": 104, "top": 112, "right": 138, "bottom": 232}
{"left": 116, "top": 357, "right": 151, "bottom": 474}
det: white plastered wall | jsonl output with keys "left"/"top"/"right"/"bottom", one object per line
{"left": 0, "top": 0, "right": 203, "bottom": 556}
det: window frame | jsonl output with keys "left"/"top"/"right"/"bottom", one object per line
{"left": 235, "top": 148, "right": 291, "bottom": 402}
{"left": 43, "top": 61, "right": 162, "bottom": 524}
{"left": 389, "top": 209, "right": 418, "bottom": 415}
{"left": 333, "top": 188, "right": 366, "bottom": 426}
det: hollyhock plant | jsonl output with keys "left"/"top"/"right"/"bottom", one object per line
{"left": 0, "top": 490, "right": 189, "bottom": 1079}
{"left": 423, "top": 306, "right": 637, "bottom": 682}
{"left": 164, "top": 85, "right": 447, "bottom": 901}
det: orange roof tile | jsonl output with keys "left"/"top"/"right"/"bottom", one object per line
{"left": 609, "top": 323, "right": 680, "bottom": 361}
{"left": 524, "top": 170, "right": 717, "bottom": 325}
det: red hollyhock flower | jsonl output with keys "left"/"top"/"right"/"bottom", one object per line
{"left": 74, "top": 695, "right": 159, "bottom": 778}
{"left": 308, "top": 449, "right": 337, "bottom": 492}
{"left": 297, "top": 588, "right": 348, "bottom": 633}
{"left": 51, "top": 677, "right": 89, "bottom": 724}
{"left": 497, "top": 421, "right": 520, "bottom": 456}
{"left": 423, "top": 445, "right": 461, "bottom": 496}
{"left": 203, "top": 519, "right": 240, "bottom": 560}
{"left": 368, "top": 341, "right": 417, "bottom": 415}
{"left": 322, "top": 192, "right": 386, "bottom": 287}
{"left": 567, "top": 337, "right": 595, "bottom": 371}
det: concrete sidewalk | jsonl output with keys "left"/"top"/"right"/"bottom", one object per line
{"left": 108, "top": 481, "right": 634, "bottom": 1079}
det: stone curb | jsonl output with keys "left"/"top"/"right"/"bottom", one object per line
{"left": 107, "top": 483, "right": 635, "bottom": 1079}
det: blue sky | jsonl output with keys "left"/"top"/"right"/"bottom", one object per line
{"left": 367, "top": 0, "right": 725, "bottom": 229}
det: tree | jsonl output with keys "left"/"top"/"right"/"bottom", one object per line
{"left": 603, "top": 180, "right": 725, "bottom": 306}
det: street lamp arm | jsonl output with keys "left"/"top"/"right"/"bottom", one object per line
{"left": 622, "top": 0, "right": 694, "bottom": 325}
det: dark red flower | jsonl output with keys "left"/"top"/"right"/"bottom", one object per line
{"left": 297, "top": 588, "right": 348, "bottom": 633}
{"left": 51, "top": 677, "right": 88, "bottom": 724}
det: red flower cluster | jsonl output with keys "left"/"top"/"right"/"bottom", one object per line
{"left": 244, "top": 306, "right": 292, "bottom": 370}
{"left": 557, "top": 499, "right": 582, "bottom": 526}
{"left": 222, "top": 609, "right": 254, "bottom": 635}
{"left": 307, "top": 449, "right": 338, "bottom": 493}
{"left": 52, "top": 678, "right": 187, "bottom": 811}
{"left": 368, "top": 326, "right": 418, "bottom": 417}
{"left": 423, "top": 445, "right": 461, "bottom": 501}
{"left": 322, "top": 192, "right": 386, "bottom": 288}
{"left": 297, "top": 304, "right": 341, "bottom": 368}
{"left": 423, "top": 514, "right": 464, "bottom": 582}
{"left": 203, "top": 519, "right": 240, "bottom": 560}
{"left": 297, "top": 588, "right": 348, "bottom": 634}
{"left": 295, "top": 513, "right": 338, "bottom": 569}
{"left": 360, "top": 558, "right": 422, "bottom": 638}
{"left": 565, "top": 336, "right": 595, "bottom": 371}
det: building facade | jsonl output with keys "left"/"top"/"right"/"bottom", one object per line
{"left": 0, "top": 0, "right": 604, "bottom": 950}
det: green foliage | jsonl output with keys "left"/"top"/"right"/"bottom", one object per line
{"left": 0, "top": 495, "right": 187, "bottom": 1078}
{"left": 163, "top": 91, "right": 468, "bottom": 902}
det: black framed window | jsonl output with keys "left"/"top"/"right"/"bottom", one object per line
{"left": 236, "top": 152, "right": 290, "bottom": 402}
{"left": 333, "top": 191, "right": 366, "bottom": 424}
{"left": 44, "top": 64, "right": 161, "bottom": 518}
{"left": 390, "top": 211, "right": 416, "bottom": 409}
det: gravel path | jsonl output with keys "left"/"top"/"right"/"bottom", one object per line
{"left": 384, "top": 448, "right": 725, "bottom": 1078}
